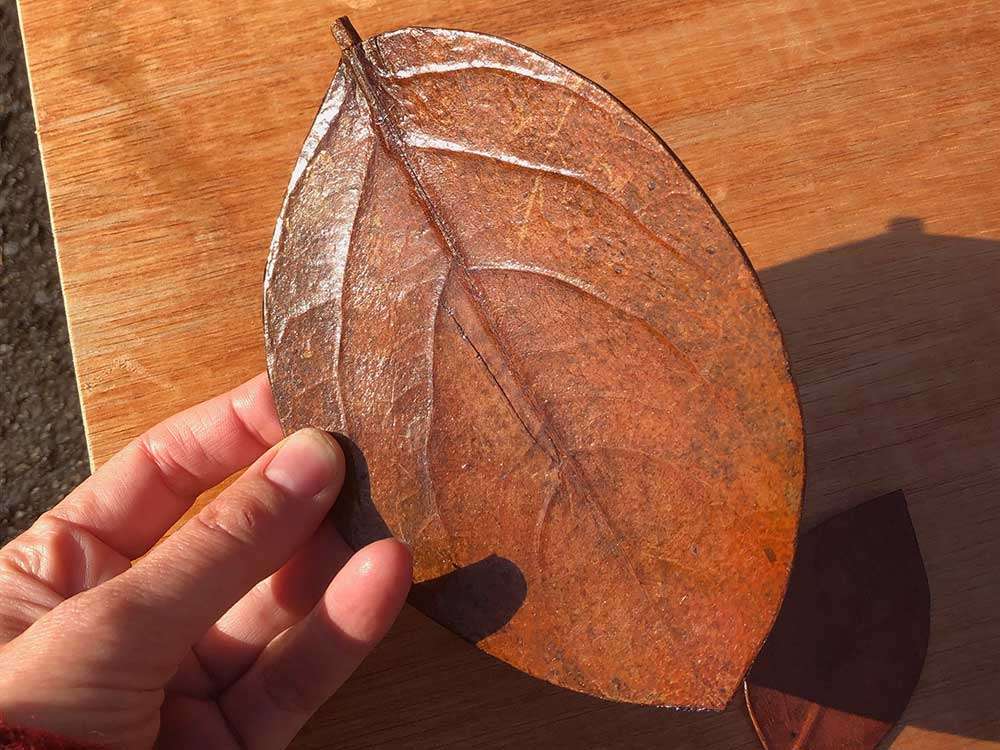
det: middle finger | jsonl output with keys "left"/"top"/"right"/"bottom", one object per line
{"left": 193, "top": 518, "right": 354, "bottom": 688}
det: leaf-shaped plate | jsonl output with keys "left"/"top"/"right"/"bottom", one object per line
{"left": 745, "top": 491, "right": 931, "bottom": 748}
{"left": 264, "top": 18, "right": 803, "bottom": 709}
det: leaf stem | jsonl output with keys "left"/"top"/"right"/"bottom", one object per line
{"left": 331, "top": 16, "right": 362, "bottom": 51}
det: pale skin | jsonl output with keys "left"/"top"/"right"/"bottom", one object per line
{"left": 0, "top": 373, "right": 413, "bottom": 749}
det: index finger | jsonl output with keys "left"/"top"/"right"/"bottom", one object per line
{"left": 49, "top": 373, "right": 284, "bottom": 560}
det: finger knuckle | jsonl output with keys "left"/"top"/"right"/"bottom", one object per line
{"left": 0, "top": 538, "right": 44, "bottom": 581}
{"left": 257, "top": 662, "right": 317, "bottom": 716}
{"left": 31, "top": 513, "right": 72, "bottom": 545}
{"left": 0, "top": 515, "right": 71, "bottom": 580}
{"left": 193, "top": 496, "right": 273, "bottom": 549}
{"left": 136, "top": 420, "right": 213, "bottom": 499}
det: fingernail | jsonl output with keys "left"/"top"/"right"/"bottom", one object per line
{"left": 264, "top": 428, "right": 341, "bottom": 498}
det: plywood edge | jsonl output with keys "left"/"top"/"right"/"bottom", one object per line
{"left": 16, "top": 0, "right": 97, "bottom": 472}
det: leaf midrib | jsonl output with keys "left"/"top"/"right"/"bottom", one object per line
{"left": 337, "top": 33, "right": 716, "bottom": 696}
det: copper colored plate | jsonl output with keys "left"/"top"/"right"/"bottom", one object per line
{"left": 745, "top": 491, "right": 930, "bottom": 748}
{"left": 264, "top": 18, "right": 803, "bottom": 709}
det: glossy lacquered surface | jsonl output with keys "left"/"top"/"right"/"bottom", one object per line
{"left": 264, "top": 19, "right": 803, "bottom": 710}
{"left": 746, "top": 491, "right": 930, "bottom": 750}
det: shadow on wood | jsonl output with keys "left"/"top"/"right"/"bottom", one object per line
{"left": 759, "top": 218, "right": 1000, "bottom": 744}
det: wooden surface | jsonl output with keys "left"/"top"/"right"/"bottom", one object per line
{"left": 18, "top": 0, "right": 1000, "bottom": 747}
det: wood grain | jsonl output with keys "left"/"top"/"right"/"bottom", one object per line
{"left": 18, "top": 0, "right": 1000, "bottom": 747}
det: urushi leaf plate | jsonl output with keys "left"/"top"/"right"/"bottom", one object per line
{"left": 264, "top": 18, "right": 803, "bottom": 709}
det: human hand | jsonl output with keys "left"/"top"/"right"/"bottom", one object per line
{"left": 0, "top": 374, "right": 412, "bottom": 749}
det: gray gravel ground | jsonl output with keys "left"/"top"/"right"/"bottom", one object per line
{"left": 1, "top": 0, "right": 89, "bottom": 545}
